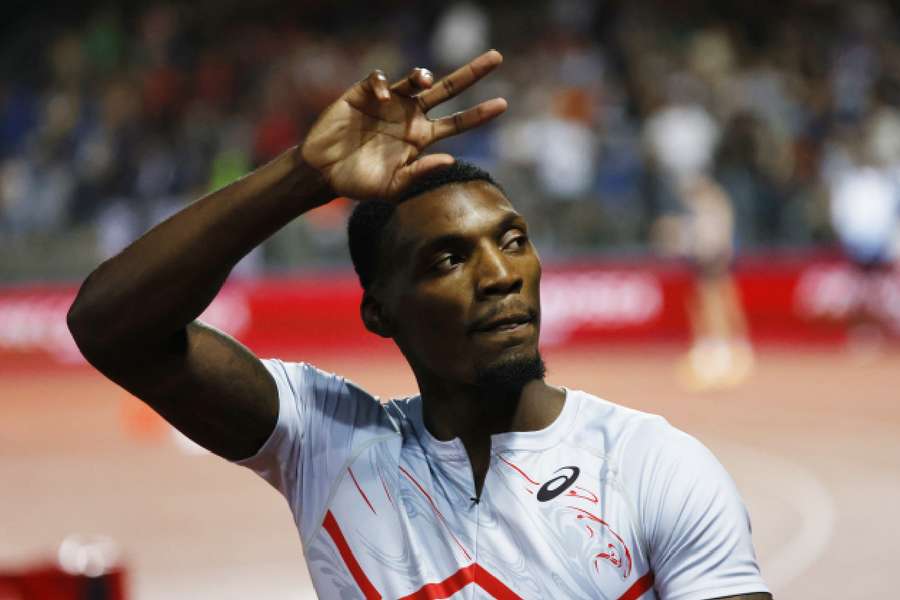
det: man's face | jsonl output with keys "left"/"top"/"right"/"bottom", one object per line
{"left": 374, "top": 181, "right": 542, "bottom": 385}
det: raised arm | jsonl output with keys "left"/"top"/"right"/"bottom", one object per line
{"left": 67, "top": 50, "right": 506, "bottom": 460}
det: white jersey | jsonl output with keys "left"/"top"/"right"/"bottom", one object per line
{"left": 237, "top": 360, "right": 768, "bottom": 599}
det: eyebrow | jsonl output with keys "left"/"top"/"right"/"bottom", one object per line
{"left": 409, "top": 210, "right": 527, "bottom": 260}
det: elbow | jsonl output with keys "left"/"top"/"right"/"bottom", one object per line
{"left": 67, "top": 294, "right": 99, "bottom": 359}
{"left": 67, "top": 297, "right": 91, "bottom": 344}
{"left": 68, "top": 297, "right": 121, "bottom": 368}
{"left": 66, "top": 276, "right": 109, "bottom": 360}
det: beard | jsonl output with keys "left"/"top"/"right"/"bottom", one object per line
{"left": 474, "top": 350, "right": 546, "bottom": 398}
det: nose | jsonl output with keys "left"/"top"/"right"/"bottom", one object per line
{"left": 475, "top": 245, "right": 523, "bottom": 299}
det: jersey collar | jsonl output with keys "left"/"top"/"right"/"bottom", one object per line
{"left": 398, "top": 388, "right": 582, "bottom": 459}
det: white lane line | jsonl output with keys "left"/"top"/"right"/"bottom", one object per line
{"left": 716, "top": 441, "right": 837, "bottom": 593}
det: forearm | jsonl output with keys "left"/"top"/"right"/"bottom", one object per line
{"left": 68, "top": 147, "right": 331, "bottom": 356}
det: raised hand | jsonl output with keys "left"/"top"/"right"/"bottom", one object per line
{"left": 301, "top": 50, "right": 507, "bottom": 200}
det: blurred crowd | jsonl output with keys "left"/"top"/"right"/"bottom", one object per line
{"left": 2, "top": 0, "right": 900, "bottom": 280}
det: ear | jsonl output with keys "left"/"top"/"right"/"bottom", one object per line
{"left": 361, "top": 292, "right": 393, "bottom": 338}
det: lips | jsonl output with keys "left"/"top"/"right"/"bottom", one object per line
{"left": 470, "top": 311, "right": 534, "bottom": 334}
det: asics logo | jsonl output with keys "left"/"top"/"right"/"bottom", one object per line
{"left": 536, "top": 466, "right": 580, "bottom": 502}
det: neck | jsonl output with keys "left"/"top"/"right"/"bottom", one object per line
{"left": 418, "top": 377, "right": 565, "bottom": 446}
{"left": 414, "top": 372, "right": 565, "bottom": 498}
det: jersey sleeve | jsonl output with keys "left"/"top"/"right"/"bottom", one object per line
{"left": 620, "top": 418, "right": 769, "bottom": 600}
{"left": 234, "top": 359, "right": 386, "bottom": 536}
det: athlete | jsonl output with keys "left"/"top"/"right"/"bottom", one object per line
{"left": 68, "top": 50, "right": 770, "bottom": 599}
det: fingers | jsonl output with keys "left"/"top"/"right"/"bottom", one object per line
{"left": 391, "top": 68, "right": 433, "bottom": 97}
{"left": 348, "top": 69, "right": 391, "bottom": 104}
{"left": 417, "top": 49, "right": 503, "bottom": 112}
{"left": 431, "top": 97, "right": 508, "bottom": 142}
{"left": 388, "top": 154, "right": 456, "bottom": 197}
{"left": 369, "top": 70, "right": 391, "bottom": 101}
{"left": 348, "top": 49, "right": 503, "bottom": 110}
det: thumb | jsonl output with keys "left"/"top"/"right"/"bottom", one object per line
{"left": 387, "top": 154, "right": 455, "bottom": 198}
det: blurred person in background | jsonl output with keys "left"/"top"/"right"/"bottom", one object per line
{"left": 5, "top": 1, "right": 900, "bottom": 281}
{"left": 644, "top": 91, "right": 754, "bottom": 391}
{"left": 67, "top": 46, "right": 770, "bottom": 599}
{"left": 825, "top": 105, "right": 900, "bottom": 354}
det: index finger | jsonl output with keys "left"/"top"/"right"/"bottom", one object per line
{"left": 416, "top": 49, "right": 503, "bottom": 112}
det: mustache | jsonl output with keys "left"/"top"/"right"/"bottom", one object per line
{"left": 468, "top": 303, "right": 538, "bottom": 333}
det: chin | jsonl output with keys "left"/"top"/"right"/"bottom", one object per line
{"left": 474, "top": 348, "right": 546, "bottom": 395}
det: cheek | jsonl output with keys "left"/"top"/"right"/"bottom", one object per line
{"left": 399, "top": 293, "right": 465, "bottom": 330}
{"left": 524, "top": 256, "right": 542, "bottom": 298}
{"left": 529, "top": 259, "right": 542, "bottom": 288}
{"left": 397, "top": 288, "right": 469, "bottom": 353}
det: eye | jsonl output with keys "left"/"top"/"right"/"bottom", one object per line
{"left": 432, "top": 253, "right": 463, "bottom": 273}
{"left": 502, "top": 231, "right": 528, "bottom": 251}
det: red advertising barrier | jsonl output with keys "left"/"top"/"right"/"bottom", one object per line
{"left": 0, "top": 565, "right": 126, "bottom": 600}
{"left": 2, "top": 250, "right": 898, "bottom": 370}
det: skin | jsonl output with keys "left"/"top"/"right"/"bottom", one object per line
{"left": 67, "top": 49, "right": 771, "bottom": 600}
{"left": 363, "top": 180, "right": 564, "bottom": 494}
{"left": 68, "top": 51, "right": 509, "bottom": 461}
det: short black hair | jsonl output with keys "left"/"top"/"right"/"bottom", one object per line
{"left": 347, "top": 161, "right": 502, "bottom": 290}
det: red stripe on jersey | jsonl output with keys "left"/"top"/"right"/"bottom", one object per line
{"left": 399, "top": 563, "right": 523, "bottom": 600}
{"left": 497, "top": 455, "right": 540, "bottom": 485}
{"left": 398, "top": 564, "right": 476, "bottom": 599}
{"left": 473, "top": 563, "right": 524, "bottom": 599}
{"left": 399, "top": 466, "right": 472, "bottom": 561}
{"left": 322, "top": 510, "right": 381, "bottom": 599}
{"left": 348, "top": 467, "right": 377, "bottom": 514}
{"left": 616, "top": 571, "right": 655, "bottom": 600}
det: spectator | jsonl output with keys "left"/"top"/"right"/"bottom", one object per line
{"left": 1, "top": 1, "right": 899, "bottom": 281}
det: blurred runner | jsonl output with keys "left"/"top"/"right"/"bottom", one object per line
{"left": 645, "top": 103, "right": 754, "bottom": 390}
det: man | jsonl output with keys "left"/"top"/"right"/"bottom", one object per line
{"left": 68, "top": 50, "right": 770, "bottom": 599}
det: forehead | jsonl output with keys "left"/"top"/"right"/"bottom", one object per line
{"left": 387, "top": 181, "right": 518, "bottom": 254}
